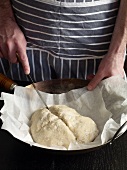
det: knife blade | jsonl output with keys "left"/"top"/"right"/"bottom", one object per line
{"left": 27, "top": 74, "right": 49, "bottom": 109}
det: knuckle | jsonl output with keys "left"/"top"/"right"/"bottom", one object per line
{"left": 15, "top": 40, "right": 26, "bottom": 49}
{"left": 19, "top": 53, "right": 27, "bottom": 62}
{"left": 6, "top": 39, "right": 12, "bottom": 47}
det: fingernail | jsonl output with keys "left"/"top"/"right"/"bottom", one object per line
{"left": 25, "top": 68, "right": 30, "bottom": 75}
{"left": 87, "top": 85, "right": 92, "bottom": 91}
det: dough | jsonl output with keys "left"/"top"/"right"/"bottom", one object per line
{"left": 49, "top": 105, "right": 99, "bottom": 144}
{"left": 30, "top": 105, "right": 99, "bottom": 148}
{"left": 30, "top": 108, "right": 76, "bottom": 148}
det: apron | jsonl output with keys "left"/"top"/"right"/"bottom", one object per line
{"left": 0, "top": 0, "right": 120, "bottom": 82}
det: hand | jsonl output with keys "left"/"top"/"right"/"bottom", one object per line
{"left": 0, "top": 18, "right": 30, "bottom": 74}
{"left": 87, "top": 52, "right": 125, "bottom": 90}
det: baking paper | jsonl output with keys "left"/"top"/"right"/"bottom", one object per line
{"left": 0, "top": 76, "right": 127, "bottom": 150}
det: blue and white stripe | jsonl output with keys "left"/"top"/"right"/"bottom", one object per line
{"left": 0, "top": 0, "right": 120, "bottom": 81}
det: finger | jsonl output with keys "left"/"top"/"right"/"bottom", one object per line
{"left": 16, "top": 50, "right": 30, "bottom": 75}
{"left": 0, "top": 50, "right": 3, "bottom": 58}
{"left": 6, "top": 39, "right": 18, "bottom": 63}
{"left": 87, "top": 72, "right": 103, "bottom": 91}
{"left": 0, "top": 44, "right": 8, "bottom": 59}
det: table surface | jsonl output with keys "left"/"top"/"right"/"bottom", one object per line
{"left": 0, "top": 81, "right": 127, "bottom": 170}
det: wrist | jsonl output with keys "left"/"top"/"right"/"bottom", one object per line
{"left": 108, "top": 39, "right": 126, "bottom": 57}
{"left": 0, "top": 1, "right": 15, "bottom": 24}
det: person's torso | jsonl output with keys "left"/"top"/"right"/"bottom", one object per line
{"left": 0, "top": 0, "right": 120, "bottom": 81}
{"left": 11, "top": 0, "right": 120, "bottom": 58}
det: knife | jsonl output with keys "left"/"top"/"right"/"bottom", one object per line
{"left": 26, "top": 74, "right": 49, "bottom": 109}
{"left": 7, "top": 52, "right": 49, "bottom": 110}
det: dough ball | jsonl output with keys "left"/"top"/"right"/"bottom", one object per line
{"left": 30, "top": 105, "right": 99, "bottom": 149}
{"left": 30, "top": 108, "right": 75, "bottom": 148}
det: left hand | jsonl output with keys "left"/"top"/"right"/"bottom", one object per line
{"left": 87, "top": 52, "right": 125, "bottom": 90}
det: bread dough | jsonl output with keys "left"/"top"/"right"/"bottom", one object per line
{"left": 30, "top": 105, "right": 99, "bottom": 148}
{"left": 30, "top": 108, "right": 75, "bottom": 148}
{"left": 49, "top": 105, "right": 99, "bottom": 144}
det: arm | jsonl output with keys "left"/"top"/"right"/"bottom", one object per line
{"left": 87, "top": 0, "right": 127, "bottom": 90}
{"left": 0, "top": 0, "right": 30, "bottom": 74}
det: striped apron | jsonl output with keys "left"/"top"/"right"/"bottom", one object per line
{"left": 0, "top": 0, "right": 120, "bottom": 82}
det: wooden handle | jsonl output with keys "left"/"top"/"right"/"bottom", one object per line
{"left": 0, "top": 73, "right": 17, "bottom": 91}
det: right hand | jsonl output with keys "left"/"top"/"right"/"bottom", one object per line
{"left": 0, "top": 18, "right": 30, "bottom": 74}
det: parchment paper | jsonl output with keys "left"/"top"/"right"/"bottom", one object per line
{"left": 0, "top": 76, "right": 127, "bottom": 150}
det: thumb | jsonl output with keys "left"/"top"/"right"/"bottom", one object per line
{"left": 87, "top": 72, "right": 103, "bottom": 91}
